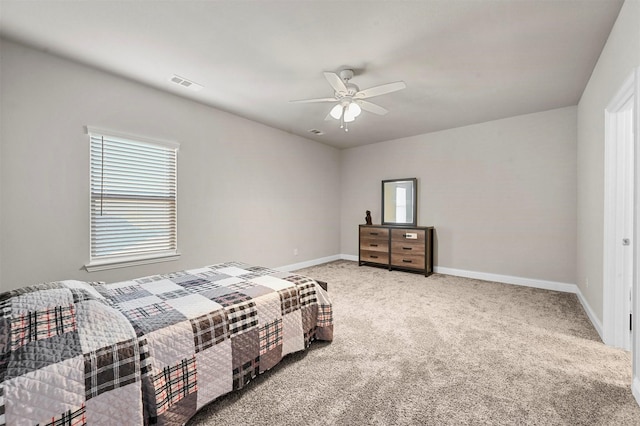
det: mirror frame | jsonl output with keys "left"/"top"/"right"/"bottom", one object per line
{"left": 381, "top": 178, "right": 417, "bottom": 227}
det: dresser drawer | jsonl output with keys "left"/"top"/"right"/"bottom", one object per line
{"left": 360, "top": 250, "right": 389, "bottom": 265}
{"left": 391, "top": 228, "right": 425, "bottom": 244}
{"left": 360, "top": 227, "right": 389, "bottom": 239}
{"left": 360, "top": 238, "right": 389, "bottom": 253}
{"left": 391, "top": 253, "right": 425, "bottom": 270}
{"left": 391, "top": 241, "right": 425, "bottom": 255}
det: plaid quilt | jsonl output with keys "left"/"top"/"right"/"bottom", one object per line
{"left": 93, "top": 261, "right": 333, "bottom": 425}
{"left": 0, "top": 263, "right": 333, "bottom": 426}
{"left": 0, "top": 280, "right": 145, "bottom": 425}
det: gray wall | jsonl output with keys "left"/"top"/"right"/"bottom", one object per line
{"left": 2, "top": 0, "right": 638, "bottom": 304}
{"left": 577, "top": 0, "right": 640, "bottom": 321}
{"left": 0, "top": 39, "right": 341, "bottom": 291}
{"left": 341, "top": 107, "right": 577, "bottom": 284}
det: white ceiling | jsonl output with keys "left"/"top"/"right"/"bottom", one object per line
{"left": 0, "top": 0, "right": 624, "bottom": 149}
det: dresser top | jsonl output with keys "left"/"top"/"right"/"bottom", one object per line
{"left": 359, "top": 224, "right": 434, "bottom": 230}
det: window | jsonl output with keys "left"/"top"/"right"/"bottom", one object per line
{"left": 85, "top": 127, "right": 179, "bottom": 271}
{"left": 395, "top": 187, "right": 407, "bottom": 223}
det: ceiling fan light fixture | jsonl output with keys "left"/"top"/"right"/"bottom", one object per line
{"left": 343, "top": 102, "right": 361, "bottom": 122}
{"left": 346, "top": 102, "right": 361, "bottom": 118}
{"left": 329, "top": 104, "right": 343, "bottom": 120}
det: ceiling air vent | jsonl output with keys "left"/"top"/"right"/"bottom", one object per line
{"left": 308, "top": 129, "right": 324, "bottom": 135}
{"left": 169, "top": 75, "right": 203, "bottom": 92}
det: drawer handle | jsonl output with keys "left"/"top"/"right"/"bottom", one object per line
{"left": 371, "top": 255, "right": 378, "bottom": 259}
{"left": 370, "top": 232, "right": 379, "bottom": 236}
{"left": 402, "top": 259, "right": 413, "bottom": 263}
{"left": 370, "top": 244, "right": 378, "bottom": 247}
{"left": 402, "top": 247, "right": 412, "bottom": 250}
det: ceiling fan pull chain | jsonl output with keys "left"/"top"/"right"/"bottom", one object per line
{"left": 344, "top": 106, "right": 348, "bottom": 132}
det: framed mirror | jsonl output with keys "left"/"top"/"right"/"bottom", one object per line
{"left": 382, "top": 178, "right": 417, "bottom": 227}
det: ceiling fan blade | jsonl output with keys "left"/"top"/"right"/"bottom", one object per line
{"left": 289, "top": 97, "right": 337, "bottom": 104}
{"left": 357, "top": 100, "right": 388, "bottom": 115}
{"left": 355, "top": 81, "right": 406, "bottom": 99}
{"left": 324, "top": 72, "right": 348, "bottom": 94}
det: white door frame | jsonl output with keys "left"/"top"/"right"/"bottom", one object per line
{"left": 604, "top": 70, "right": 636, "bottom": 350}
{"left": 604, "top": 71, "right": 636, "bottom": 351}
{"left": 603, "top": 67, "right": 640, "bottom": 405}
{"left": 632, "top": 67, "right": 640, "bottom": 407}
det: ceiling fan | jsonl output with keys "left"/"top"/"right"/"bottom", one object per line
{"left": 290, "top": 69, "right": 406, "bottom": 132}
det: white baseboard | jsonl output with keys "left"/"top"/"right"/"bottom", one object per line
{"left": 633, "top": 377, "right": 640, "bottom": 407}
{"left": 434, "top": 266, "right": 578, "bottom": 293}
{"left": 575, "top": 287, "right": 604, "bottom": 340}
{"left": 340, "top": 254, "right": 359, "bottom": 262}
{"left": 284, "top": 257, "right": 574, "bottom": 291}
{"left": 284, "top": 257, "right": 575, "bottom": 293}
{"left": 276, "top": 255, "right": 342, "bottom": 272}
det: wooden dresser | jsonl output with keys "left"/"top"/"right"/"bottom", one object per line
{"left": 359, "top": 225, "right": 434, "bottom": 276}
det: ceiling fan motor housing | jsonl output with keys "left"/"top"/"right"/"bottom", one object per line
{"left": 345, "top": 83, "right": 359, "bottom": 96}
{"left": 336, "top": 83, "right": 360, "bottom": 99}
{"left": 339, "top": 69, "right": 355, "bottom": 81}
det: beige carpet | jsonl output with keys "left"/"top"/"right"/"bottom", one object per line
{"left": 188, "top": 260, "right": 640, "bottom": 425}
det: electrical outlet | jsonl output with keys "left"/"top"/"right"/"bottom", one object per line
{"left": 585, "top": 277, "right": 589, "bottom": 288}
{"left": 293, "top": 248, "right": 298, "bottom": 256}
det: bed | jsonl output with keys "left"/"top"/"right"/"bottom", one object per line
{"left": 0, "top": 261, "right": 333, "bottom": 425}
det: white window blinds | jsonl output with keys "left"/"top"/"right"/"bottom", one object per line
{"left": 87, "top": 128, "right": 179, "bottom": 268}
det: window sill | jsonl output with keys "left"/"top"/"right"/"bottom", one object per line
{"left": 84, "top": 253, "right": 181, "bottom": 272}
